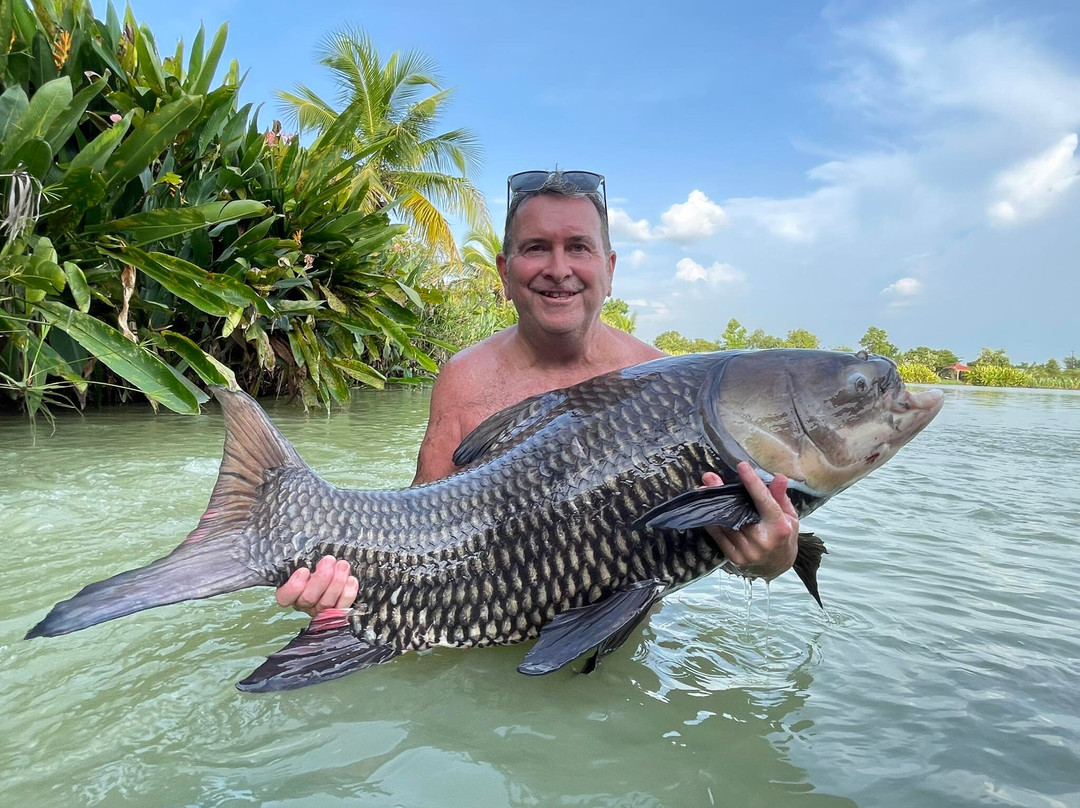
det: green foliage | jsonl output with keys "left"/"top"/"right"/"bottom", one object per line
{"left": 897, "top": 363, "right": 940, "bottom": 384}
{"left": 720, "top": 317, "right": 748, "bottom": 349}
{"left": 0, "top": 0, "right": 437, "bottom": 420}
{"left": 652, "top": 330, "right": 720, "bottom": 355}
{"left": 783, "top": 328, "right": 820, "bottom": 349}
{"left": 967, "top": 364, "right": 1033, "bottom": 388}
{"left": 276, "top": 26, "right": 486, "bottom": 263}
{"left": 747, "top": 328, "right": 784, "bottom": 349}
{"left": 860, "top": 326, "right": 898, "bottom": 359}
{"left": 972, "top": 347, "right": 1011, "bottom": 367}
{"left": 601, "top": 298, "right": 636, "bottom": 335}
{"left": 899, "top": 346, "right": 959, "bottom": 372}
{"left": 1065, "top": 353, "right": 1079, "bottom": 371}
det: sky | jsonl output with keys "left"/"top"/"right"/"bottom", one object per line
{"left": 124, "top": 0, "right": 1080, "bottom": 364}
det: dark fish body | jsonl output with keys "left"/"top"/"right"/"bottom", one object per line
{"left": 26, "top": 350, "right": 943, "bottom": 692}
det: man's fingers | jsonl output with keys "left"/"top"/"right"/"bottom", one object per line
{"left": 317, "top": 560, "right": 355, "bottom": 610}
{"left": 700, "top": 471, "right": 724, "bottom": 488}
{"left": 736, "top": 462, "right": 783, "bottom": 521}
{"left": 337, "top": 575, "right": 360, "bottom": 609}
{"left": 768, "top": 474, "right": 799, "bottom": 520}
{"left": 274, "top": 567, "right": 310, "bottom": 608}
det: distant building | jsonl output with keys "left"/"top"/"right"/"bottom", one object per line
{"left": 945, "top": 362, "right": 970, "bottom": 381}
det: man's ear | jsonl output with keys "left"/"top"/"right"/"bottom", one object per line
{"left": 607, "top": 250, "right": 617, "bottom": 296}
{"left": 496, "top": 252, "right": 511, "bottom": 299}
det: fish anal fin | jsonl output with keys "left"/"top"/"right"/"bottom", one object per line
{"left": 518, "top": 578, "right": 665, "bottom": 676}
{"left": 237, "top": 612, "right": 399, "bottom": 692}
{"left": 633, "top": 483, "right": 760, "bottom": 532}
{"left": 793, "top": 532, "right": 828, "bottom": 608}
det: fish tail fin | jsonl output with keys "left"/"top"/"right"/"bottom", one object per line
{"left": 26, "top": 387, "right": 307, "bottom": 639}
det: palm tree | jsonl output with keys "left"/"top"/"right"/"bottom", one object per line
{"left": 277, "top": 26, "right": 488, "bottom": 261}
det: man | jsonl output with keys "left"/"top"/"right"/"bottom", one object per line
{"left": 276, "top": 170, "right": 799, "bottom": 617}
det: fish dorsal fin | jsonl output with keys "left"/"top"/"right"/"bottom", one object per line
{"left": 184, "top": 387, "right": 311, "bottom": 546}
{"left": 451, "top": 361, "right": 669, "bottom": 468}
{"left": 452, "top": 389, "right": 571, "bottom": 467}
{"left": 517, "top": 578, "right": 666, "bottom": 675}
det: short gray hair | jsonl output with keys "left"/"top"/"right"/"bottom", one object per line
{"left": 502, "top": 171, "right": 612, "bottom": 256}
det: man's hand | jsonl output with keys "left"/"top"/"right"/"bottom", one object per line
{"left": 701, "top": 461, "right": 799, "bottom": 581}
{"left": 275, "top": 556, "right": 359, "bottom": 617}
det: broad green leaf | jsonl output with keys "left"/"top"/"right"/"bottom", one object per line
{"left": 45, "top": 74, "right": 107, "bottom": 152}
{"left": 104, "top": 95, "right": 203, "bottom": 188}
{"left": 0, "top": 76, "right": 71, "bottom": 164}
{"left": 221, "top": 306, "right": 243, "bottom": 337}
{"left": 294, "top": 321, "right": 321, "bottom": 386}
{"left": 0, "top": 86, "right": 29, "bottom": 142}
{"left": 320, "top": 355, "right": 350, "bottom": 404}
{"left": 331, "top": 357, "right": 385, "bottom": 389}
{"left": 245, "top": 320, "right": 275, "bottom": 370}
{"left": 190, "top": 22, "right": 227, "bottom": 96}
{"left": 67, "top": 111, "right": 132, "bottom": 173}
{"left": 91, "top": 200, "right": 269, "bottom": 246}
{"left": 101, "top": 247, "right": 233, "bottom": 317}
{"left": 3, "top": 137, "right": 51, "bottom": 179}
{"left": 134, "top": 24, "right": 166, "bottom": 95}
{"left": 161, "top": 330, "right": 237, "bottom": 388}
{"left": 63, "top": 262, "right": 90, "bottom": 312}
{"left": 34, "top": 300, "right": 200, "bottom": 414}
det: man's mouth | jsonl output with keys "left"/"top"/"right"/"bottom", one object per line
{"left": 535, "top": 289, "right": 579, "bottom": 299}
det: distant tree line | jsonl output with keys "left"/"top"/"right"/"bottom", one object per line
{"left": 648, "top": 320, "right": 1080, "bottom": 390}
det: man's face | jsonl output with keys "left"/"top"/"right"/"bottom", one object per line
{"left": 497, "top": 195, "right": 615, "bottom": 338}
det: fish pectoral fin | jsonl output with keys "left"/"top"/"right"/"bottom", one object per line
{"left": 517, "top": 578, "right": 666, "bottom": 676}
{"left": 793, "top": 532, "right": 828, "bottom": 608}
{"left": 633, "top": 483, "right": 760, "bottom": 532}
{"left": 236, "top": 609, "right": 399, "bottom": 693}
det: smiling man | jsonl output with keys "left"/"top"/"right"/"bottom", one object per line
{"left": 276, "top": 171, "right": 800, "bottom": 617}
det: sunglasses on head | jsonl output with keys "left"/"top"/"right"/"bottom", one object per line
{"left": 506, "top": 170, "right": 607, "bottom": 211}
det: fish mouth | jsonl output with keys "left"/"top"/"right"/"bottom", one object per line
{"left": 891, "top": 387, "right": 945, "bottom": 417}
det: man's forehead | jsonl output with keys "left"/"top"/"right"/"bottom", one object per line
{"left": 514, "top": 195, "right": 604, "bottom": 240}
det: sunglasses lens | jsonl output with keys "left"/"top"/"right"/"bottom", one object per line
{"left": 561, "top": 172, "right": 602, "bottom": 193}
{"left": 508, "top": 171, "right": 549, "bottom": 194}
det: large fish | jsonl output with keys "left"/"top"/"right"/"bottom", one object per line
{"left": 26, "top": 350, "right": 943, "bottom": 692}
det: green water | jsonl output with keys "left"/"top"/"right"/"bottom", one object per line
{"left": 1, "top": 386, "right": 1077, "bottom": 807}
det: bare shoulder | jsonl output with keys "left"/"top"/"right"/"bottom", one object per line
{"left": 603, "top": 326, "right": 666, "bottom": 367}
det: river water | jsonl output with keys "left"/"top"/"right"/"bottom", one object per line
{"left": 1, "top": 384, "right": 1077, "bottom": 807}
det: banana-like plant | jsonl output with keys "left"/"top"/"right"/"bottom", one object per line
{"left": 0, "top": 0, "right": 439, "bottom": 422}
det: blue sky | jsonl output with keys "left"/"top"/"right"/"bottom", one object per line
{"left": 126, "top": 0, "right": 1080, "bottom": 364}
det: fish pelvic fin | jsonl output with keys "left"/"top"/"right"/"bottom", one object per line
{"left": 632, "top": 483, "right": 760, "bottom": 533}
{"left": 793, "top": 532, "right": 828, "bottom": 608}
{"left": 518, "top": 578, "right": 666, "bottom": 676}
{"left": 25, "top": 387, "right": 307, "bottom": 640}
{"left": 237, "top": 609, "right": 400, "bottom": 692}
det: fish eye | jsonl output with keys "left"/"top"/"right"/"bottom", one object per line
{"left": 849, "top": 372, "right": 869, "bottom": 394}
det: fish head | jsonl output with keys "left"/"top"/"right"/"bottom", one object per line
{"left": 703, "top": 349, "right": 944, "bottom": 497}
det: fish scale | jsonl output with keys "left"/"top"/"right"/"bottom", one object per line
{"left": 27, "top": 349, "right": 942, "bottom": 692}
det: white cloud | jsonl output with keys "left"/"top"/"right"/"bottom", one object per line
{"left": 988, "top": 133, "right": 1079, "bottom": 225}
{"left": 881, "top": 277, "right": 923, "bottom": 296}
{"left": 622, "top": 248, "right": 648, "bottom": 268}
{"left": 655, "top": 190, "right": 728, "bottom": 243}
{"left": 674, "top": 258, "right": 745, "bottom": 285}
{"left": 609, "top": 208, "right": 654, "bottom": 241}
{"left": 610, "top": 191, "right": 727, "bottom": 244}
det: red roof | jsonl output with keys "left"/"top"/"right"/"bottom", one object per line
{"left": 947, "top": 363, "right": 970, "bottom": 371}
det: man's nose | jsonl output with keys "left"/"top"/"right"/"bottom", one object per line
{"left": 544, "top": 248, "right": 574, "bottom": 281}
